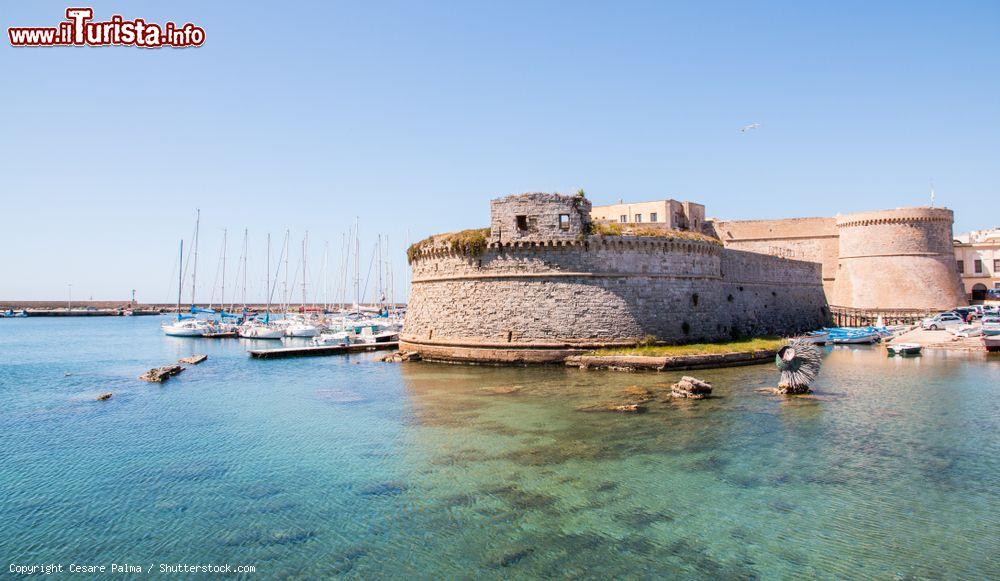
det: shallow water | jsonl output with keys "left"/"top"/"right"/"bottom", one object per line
{"left": 1, "top": 316, "right": 998, "bottom": 578}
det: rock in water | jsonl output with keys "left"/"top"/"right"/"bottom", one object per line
{"left": 96, "top": 392, "right": 113, "bottom": 401}
{"left": 380, "top": 350, "right": 421, "bottom": 362}
{"left": 670, "top": 376, "right": 713, "bottom": 399}
{"left": 138, "top": 365, "right": 184, "bottom": 383}
{"left": 775, "top": 339, "right": 822, "bottom": 394}
{"left": 179, "top": 354, "right": 208, "bottom": 365}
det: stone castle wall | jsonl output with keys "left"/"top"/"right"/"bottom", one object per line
{"left": 402, "top": 234, "right": 828, "bottom": 362}
{"left": 710, "top": 208, "right": 965, "bottom": 312}
{"left": 832, "top": 207, "right": 965, "bottom": 311}
{"left": 708, "top": 217, "right": 839, "bottom": 298}
{"left": 402, "top": 194, "right": 962, "bottom": 363}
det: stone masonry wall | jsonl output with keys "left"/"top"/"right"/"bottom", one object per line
{"left": 832, "top": 207, "right": 966, "bottom": 310}
{"left": 402, "top": 237, "right": 828, "bottom": 360}
{"left": 489, "top": 193, "right": 591, "bottom": 243}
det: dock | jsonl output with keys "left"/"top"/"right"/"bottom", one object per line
{"left": 249, "top": 341, "right": 398, "bottom": 359}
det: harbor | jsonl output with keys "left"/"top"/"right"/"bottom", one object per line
{"left": 4, "top": 1, "right": 998, "bottom": 577}
{"left": 2, "top": 315, "right": 998, "bottom": 578}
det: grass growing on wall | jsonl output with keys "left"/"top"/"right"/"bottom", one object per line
{"left": 590, "top": 336, "right": 786, "bottom": 357}
{"left": 407, "top": 228, "right": 490, "bottom": 263}
{"left": 588, "top": 222, "right": 722, "bottom": 245}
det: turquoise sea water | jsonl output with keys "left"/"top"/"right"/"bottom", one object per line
{"left": 1, "top": 316, "right": 998, "bottom": 579}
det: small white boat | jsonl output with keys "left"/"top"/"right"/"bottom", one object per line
{"left": 239, "top": 323, "right": 284, "bottom": 340}
{"left": 162, "top": 318, "right": 209, "bottom": 337}
{"left": 312, "top": 331, "right": 354, "bottom": 346}
{"left": 951, "top": 324, "right": 983, "bottom": 338}
{"left": 795, "top": 331, "right": 829, "bottom": 345}
{"left": 980, "top": 317, "right": 1000, "bottom": 336}
{"left": 886, "top": 343, "right": 922, "bottom": 356}
{"left": 285, "top": 322, "right": 320, "bottom": 337}
{"left": 985, "top": 336, "right": 1000, "bottom": 353}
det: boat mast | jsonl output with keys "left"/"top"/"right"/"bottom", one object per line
{"left": 354, "top": 217, "right": 360, "bottom": 314}
{"left": 301, "top": 231, "right": 308, "bottom": 310}
{"left": 177, "top": 240, "right": 184, "bottom": 318}
{"left": 191, "top": 209, "right": 200, "bottom": 307}
{"left": 221, "top": 228, "right": 227, "bottom": 309}
{"left": 283, "top": 228, "right": 290, "bottom": 313}
{"left": 265, "top": 233, "right": 271, "bottom": 317}
{"left": 242, "top": 228, "right": 248, "bottom": 311}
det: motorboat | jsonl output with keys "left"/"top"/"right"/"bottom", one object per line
{"left": 162, "top": 318, "right": 210, "bottom": 337}
{"left": 951, "top": 324, "right": 983, "bottom": 338}
{"left": 985, "top": 336, "right": 1000, "bottom": 353}
{"left": 1, "top": 309, "right": 28, "bottom": 318}
{"left": 312, "top": 330, "right": 354, "bottom": 346}
{"left": 886, "top": 343, "right": 922, "bottom": 356}
{"left": 795, "top": 331, "right": 829, "bottom": 345}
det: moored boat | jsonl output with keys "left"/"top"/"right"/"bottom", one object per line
{"left": 886, "top": 343, "right": 922, "bottom": 356}
{"left": 162, "top": 318, "right": 210, "bottom": 337}
{"left": 985, "top": 336, "right": 1000, "bottom": 353}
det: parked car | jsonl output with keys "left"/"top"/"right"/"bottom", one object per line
{"left": 921, "top": 312, "right": 964, "bottom": 330}
{"left": 984, "top": 305, "right": 999, "bottom": 316}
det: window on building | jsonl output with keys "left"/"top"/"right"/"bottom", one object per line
{"left": 515, "top": 215, "right": 528, "bottom": 230}
{"left": 975, "top": 259, "right": 983, "bottom": 274}
{"left": 994, "top": 259, "right": 1000, "bottom": 272}
{"left": 957, "top": 260, "right": 964, "bottom": 273}
{"left": 635, "top": 214, "right": 642, "bottom": 223}
{"left": 558, "top": 214, "right": 570, "bottom": 230}
{"left": 650, "top": 212, "right": 658, "bottom": 222}
{"left": 619, "top": 215, "right": 627, "bottom": 223}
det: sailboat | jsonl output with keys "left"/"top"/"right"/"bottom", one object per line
{"left": 162, "top": 236, "right": 209, "bottom": 337}
{"left": 239, "top": 232, "right": 284, "bottom": 339}
{"left": 285, "top": 231, "right": 320, "bottom": 337}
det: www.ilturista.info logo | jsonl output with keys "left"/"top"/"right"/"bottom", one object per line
{"left": 8, "top": 7, "right": 205, "bottom": 48}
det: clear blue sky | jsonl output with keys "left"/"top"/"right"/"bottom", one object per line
{"left": 2, "top": 0, "right": 997, "bottom": 302}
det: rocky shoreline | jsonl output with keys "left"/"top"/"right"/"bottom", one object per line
{"left": 564, "top": 349, "right": 778, "bottom": 372}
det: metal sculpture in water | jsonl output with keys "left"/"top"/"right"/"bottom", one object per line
{"left": 775, "top": 339, "right": 823, "bottom": 394}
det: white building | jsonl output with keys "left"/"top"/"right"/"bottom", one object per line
{"left": 953, "top": 228, "right": 1000, "bottom": 301}
{"left": 591, "top": 199, "right": 705, "bottom": 231}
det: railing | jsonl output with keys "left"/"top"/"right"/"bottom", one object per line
{"left": 829, "top": 306, "right": 938, "bottom": 327}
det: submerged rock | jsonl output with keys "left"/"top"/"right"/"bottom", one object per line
{"left": 670, "top": 376, "right": 713, "bottom": 399}
{"left": 775, "top": 384, "right": 811, "bottom": 395}
{"left": 96, "top": 392, "right": 113, "bottom": 401}
{"left": 576, "top": 385, "right": 653, "bottom": 413}
{"left": 379, "top": 350, "right": 421, "bottom": 362}
{"left": 576, "top": 402, "right": 647, "bottom": 413}
{"left": 480, "top": 385, "right": 523, "bottom": 395}
{"left": 138, "top": 365, "right": 184, "bottom": 383}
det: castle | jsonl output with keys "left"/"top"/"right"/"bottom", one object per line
{"left": 400, "top": 192, "right": 966, "bottom": 363}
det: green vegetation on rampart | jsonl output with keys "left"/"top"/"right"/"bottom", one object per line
{"left": 407, "top": 228, "right": 490, "bottom": 263}
{"left": 589, "top": 222, "right": 722, "bottom": 245}
{"left": 590, "top": 336, "right": 786, "bottom": 357}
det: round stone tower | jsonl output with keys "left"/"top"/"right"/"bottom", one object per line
{"left": 831, "top": 207, "right": 965, "bottom": 311}
{"left": 400, "top": 192, "right": 828, "bottom": 363}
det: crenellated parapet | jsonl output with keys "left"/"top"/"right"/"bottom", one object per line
{"left": 832, "top": 207, "right": 964, "bottom": 310}
{"left": 401, "top": 192, "right": 829, "bottom": 363}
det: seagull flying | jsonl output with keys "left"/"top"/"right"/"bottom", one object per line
{"left": 740, "top": 123, "right": 760, "bottom": 133}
